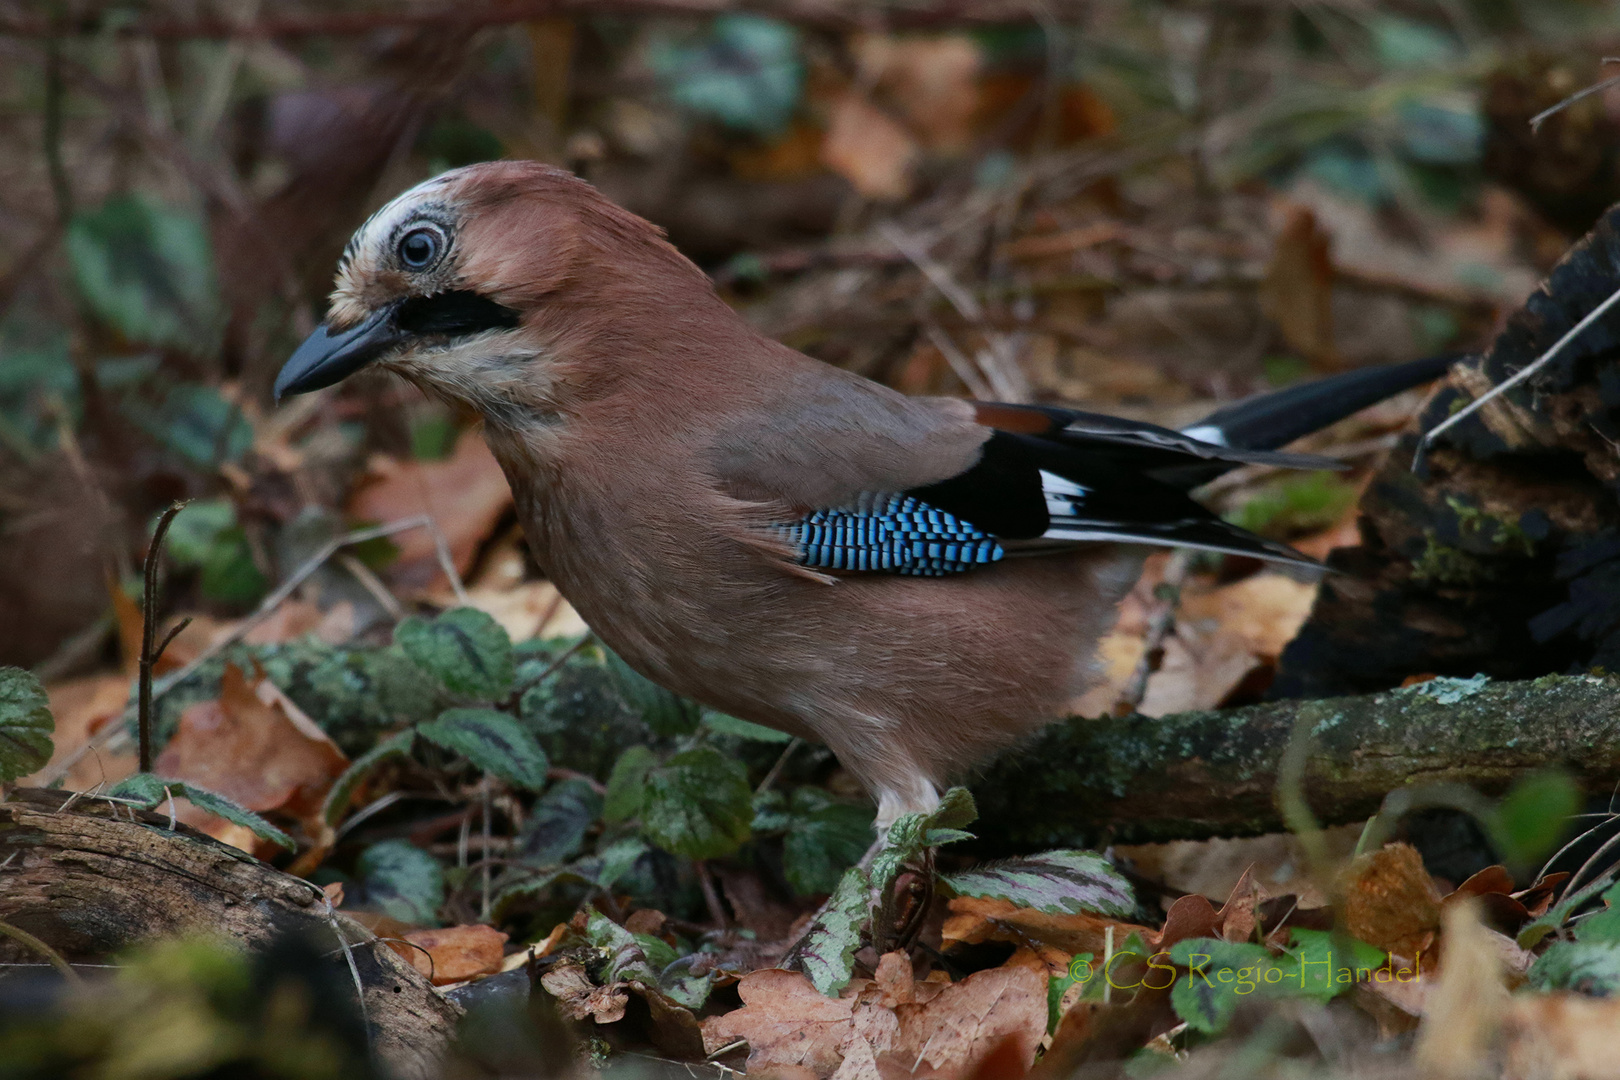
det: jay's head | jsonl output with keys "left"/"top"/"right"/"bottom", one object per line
{"left": 274, "top": 161, "right": 712, "bottom": 412}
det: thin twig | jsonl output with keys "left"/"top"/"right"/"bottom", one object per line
{"left": 756, "top": 738, "right": 802, "bottom": 795}
{"left": 337, "top": 552, "right": 405, "bottom": 621}
{"left": 1116, "top": 550, "right": 1192, "bottom": 712}
{"left": 694, "top": 860, "right": 729, "bottom": 929}
{"left": 39, "top": 514, "right": 460, "bottom": 787}
{"left": 1529, "top": 59, "right": 1620, "bottom": 133}
{"left": 138, "top": 502, "right": 188, "bottom": 773}
{"left": 480, "top": 776, "right": 493, "bottom": 920}
{"left": 1414, "top": 283, "right": 1620, "bottom": 469}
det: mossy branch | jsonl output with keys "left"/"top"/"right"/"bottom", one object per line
{"left": 970, "top": 674, "right": 1618, "bottom": 850}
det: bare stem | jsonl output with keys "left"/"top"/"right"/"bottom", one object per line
{"left": 137, "top": 501, "right": 188, "bottom": 773}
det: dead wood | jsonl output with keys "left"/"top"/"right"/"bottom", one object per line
{"left": 972, "top": 673, "right": 1618, "bottom": 850}
{"left": 0, "top": 788, "right": 461, "bottom": 1080}
{"left": 1274, "top": 202, "right": 1620, "bottom": 698}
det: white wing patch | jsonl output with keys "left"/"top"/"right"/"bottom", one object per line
{"left": 1040, "top": 469, "right": 1091, "bottom": 520}
{"left": 1177, "top": 423, "right": 1228, "bottom": 446}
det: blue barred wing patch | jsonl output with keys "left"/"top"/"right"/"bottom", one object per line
{"left": 782, "top": 494, "right": 1004, "bottom": 576}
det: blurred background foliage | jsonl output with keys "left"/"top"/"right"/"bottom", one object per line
{"left": 2, "top": 0, "right": 1618, "bottom": 670}
{"left": 5, "top": 3, "right": 1620, "bottom": 1076}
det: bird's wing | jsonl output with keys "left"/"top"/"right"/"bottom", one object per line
{"left": 725, "top": 385, "right": 1325, "bottom": 578}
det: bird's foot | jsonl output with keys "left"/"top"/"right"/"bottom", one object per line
{"left": 779, "top": 788, "right": 974, "bottom": 993}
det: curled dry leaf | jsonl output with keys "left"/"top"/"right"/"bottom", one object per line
{"left": 401, "top": 923, "right": 509, "bottom": 986}
{"left": 153, "top": 662, "right": 348, "bottom": 848}
{"left": 1343, "top": 843, "right": 1443, "bottom": 962}
{"left": 542, "top": 964, "right": 631, "bottom": 1024}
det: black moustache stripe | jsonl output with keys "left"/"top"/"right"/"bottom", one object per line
{"left": 395, "top": 290, "right": 522, "bottom": 338}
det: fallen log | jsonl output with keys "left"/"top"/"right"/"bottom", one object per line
{"left": 971, "top": 673, "right": 1616, "bottom": 850}
{"left": 0, "top": 788, "right": 461, "bottom": 1080}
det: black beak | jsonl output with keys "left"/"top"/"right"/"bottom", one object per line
{"left": 274, "top": 305, "right": 402, "bottom": 400}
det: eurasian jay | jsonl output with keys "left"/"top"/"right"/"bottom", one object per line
{"left": 275, "top": 161, "right": 1450, "bottom": 827}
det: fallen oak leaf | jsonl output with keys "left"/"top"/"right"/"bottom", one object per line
{"left": 887, "top": 965, "right": 1046, "bottom": 1080}
{"left": 154, "top": 661, "right": 348, "bottom": 836}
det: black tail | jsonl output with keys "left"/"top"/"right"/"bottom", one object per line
{"left": 1183, "top": 354, "right": 1459, "bottom": 451}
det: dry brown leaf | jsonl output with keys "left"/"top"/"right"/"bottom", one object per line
{"left": 942, "top": 896, "right": 1152, "bottom": 957}
{"left": 887, "top": 965, "right": 1046, "bottom": 1080}
{"left": 1503, "top": 992, "right": 1620, "bottom": 1080}
{"left": 25, "top": 673, "right": 136, "bottom": 790}
{"left": 820, "top": 91, "right": 917, "bottom": 200}
{"left": 154, "top": 662, "right": 348, "bottom": 837}
{"left": 1136, "top": 626, "right": 1260, "bottom": 718}
{"left": 242, "top": 599, "right": 358, "bottom": 646}
{"left": 1260, "top": 203, "right": 1336, "bottom": 367}
{"left": 1343, "top": 843, "right": 1443, "bottom": 961}
{"left": 542, "top": 964, "right": 631, "bottom": 1024}
{"left": 1414, "top": 899, "right": 1507, "bottom": 1080}
{"left": 347, "top": 429, "right": 513, "bottom": 592}
{"left": 1178, "top": 573, "right": 1319, "bottom": 659}
{"left": 851, "top": 33, "right": 982, "bottom": 152}
{"left": 402, "top": 923, "right": 509, "bottom": 986}
{"left": 704, "top": 963, "right": 1042, "bottom": 1080}
{"left": 701, "top": 968, "right": 853, "bottom": 1074}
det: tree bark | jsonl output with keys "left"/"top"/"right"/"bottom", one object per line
{"left": 0, "top": 788, "right": 461, "bottom": 1080}
{"left": 970, "top": 673, "right": 1619, "bottom": 850}
{"left": 1273, "top": 202, "right": 1620, "bottom": 698}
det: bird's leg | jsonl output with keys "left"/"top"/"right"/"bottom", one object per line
{"left": 779, "top": 778, "right": 942, "bottom": 975}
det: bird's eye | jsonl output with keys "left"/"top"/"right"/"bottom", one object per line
{"left": 397, "top": 226, "right": 443, "bottom": 270}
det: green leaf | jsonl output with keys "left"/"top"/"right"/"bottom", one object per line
{"left": 122, "top": 383, "right": 252, "bottom": 469}
{"left": 781, "top": 788, "right": 874, "bottom": 896}
{"left": 1168, "top": 939, "right": 1277, "bottom": 1034}
{"left": 1569, "top": 882, "right": 1620, "bottom": 944}
{"left": 869, "top": 788, "right": 977, "bottom": 889}
{"left": 160, "top": 499, "right": 264, "bottom": 604}
{"left": 640, "top": 747, "right": 753, "bottom": 859}
{"left": 603, "top": 648, "right": 700, "bottom": 737}
{"left": 603, "top": 745, "right": 658, "bottom": 824}
{"left": 0, "top": 667, "right": 54, "bottom": 783}
{"left": 1489, "top": 770, "right": 1579, "bottom": 868}
{"left": 107, "top": 774, "right": 294, "bottom": 851}
{"left": 702, "top": 710, "right": 793, "bottom": 742}
{"left": 648, "top": 15, "right": 804, "bottom": 136}
{"left": 1530, "top": 939, "right": 1620, "bottom": 995}
{"left": 323, "top": 729, "right": 415, "bottom": 826}
{"left": 66, "top": 193, "right": 219, "bottom": 351}
{"left": 177, "top": 783, "right": 295, "bottom": 851}
{"left": 797, "top": 864, "right": 870, "bottom": 996}
{"left": 1048, "top": 953, "right": 1092, "bottom": 1033}
{"left": 357, "top": 839, "right": 444, "bottom": 926}
{"left": 940, "top": 850, "right": 1135, "bottom": 918}
{"left": 518, "top": 778, "right": 602, "bottom": 865}
{"left": 592, "top": 836, "right": 651, "bottom": 890}
{"left": 1282, "top": 929, "right": 1387, "bottom": 1003}
{"left": 418, "top": 708, "right": 549, "bottom": 790}
{"left": 1520, "top": 870, "right": 1620, "bottom": 949}
{"left": 397, "top": 607, "right": 515, "bottom": 699}
{"left": 584, "top": 910, "right": 657, "bottom": 986}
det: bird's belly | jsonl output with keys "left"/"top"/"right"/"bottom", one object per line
{"left": 541, "top": 531, "right": 1145, "bottom": 781}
